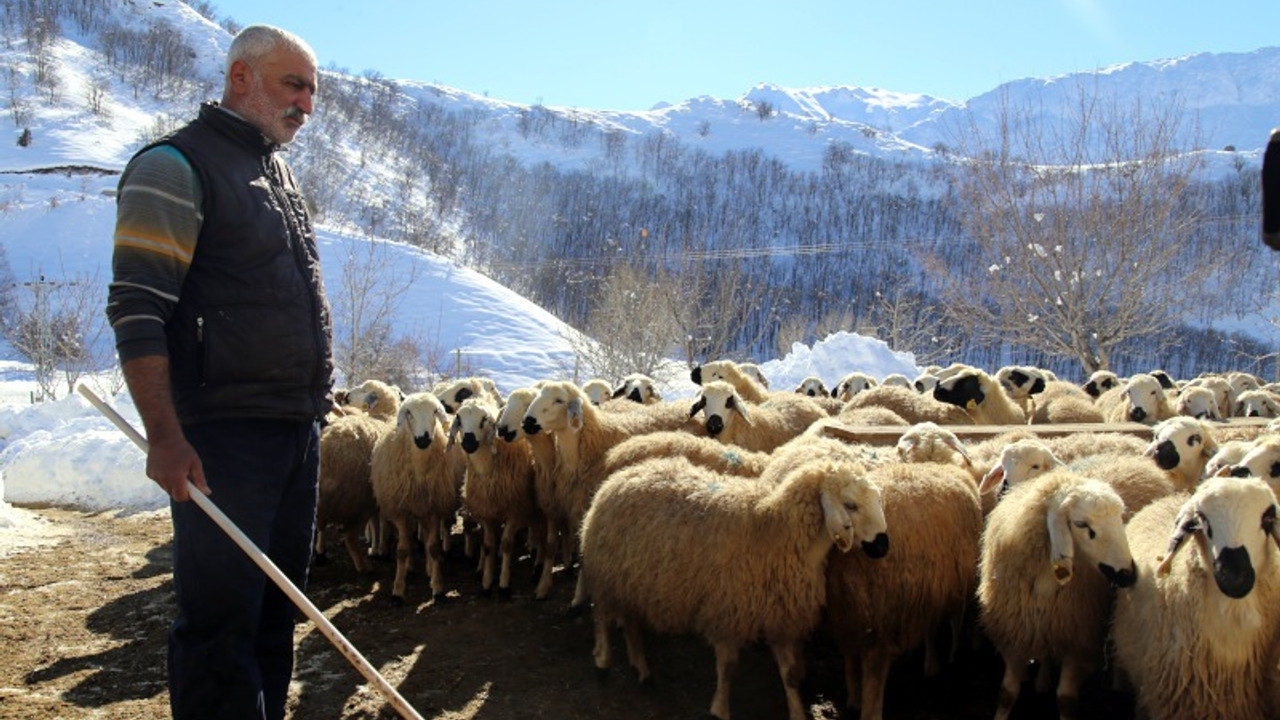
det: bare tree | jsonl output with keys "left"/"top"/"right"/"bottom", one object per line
{"left": 934, "top": 81, "right": 1221, "bottom": 374}
{"left": 331, "top": 240, "right": 421, "bottom": 386}
{"left": 4, "top": 266, "right": 111, "bottom": 401}
{"left": 568, "top": 262, "right": 680, "bottom": 383}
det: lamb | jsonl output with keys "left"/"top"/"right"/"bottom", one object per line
{"left": 692, "top": 380, "right": 829, "bottom": 453}
{"left": 1098, "top": 373, "right": 1177, "bottom": 425}
{"left": 1111, "top": 475, "right": 1280, "bottom": 720}
{"left": 1029, "top": 381, "right": 1105, "bottom": 424}
{"left": 1176, "top": 384, "right": 1222, "bottom": 420}
{"left": 369, "top": 392, "right": 466, "bottom": 604}
{"left": 1081, "top": 370, "right": 1120, "bottom": 399}
{"left": 1234, "top": 388, "right": 1280, "bottom": 418}
{"left": 521, "top": 380, "right": 703, "bottom": 609}
{"left": 826, "top": 449, "right": 982, "bottom": 720}
{"left": 933, "top": 367, "right": 1028, "bottom": 425}
{"left": 841, "top": 385, "right": 973, "bottom": 426}
{"left": 580, "top": 444, "right": 890, "bottom": 720}
{"left": 977, "top": 469, "right": 1136, "bottom": 720}
{"left": 344, "top": 378, "right": 403, "bottom": 420}
{"left": 833, "top": 371, "right": 878, "bottom": 402}
{"left": 496, "top": 385, "right": 565, "bottom": 600}
{"left": 1144, "top": 416, "right": 1220, "bottom": 491}
{"left": 449, "top": 397, "right": 544, "bottom": 598}
{"left": 315, "top": 411, "right": 393, "bottom": 573}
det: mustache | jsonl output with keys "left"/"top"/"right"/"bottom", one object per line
{"left": 284, "top": 106, "right": 307, "bottom": 120}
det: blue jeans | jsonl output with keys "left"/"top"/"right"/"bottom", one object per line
{"left": 168, "top": 418, "right": 320, "bottom": 720}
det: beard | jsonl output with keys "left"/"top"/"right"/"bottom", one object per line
{"left": 241, "top": 74, "right": 305, "bottom": 145}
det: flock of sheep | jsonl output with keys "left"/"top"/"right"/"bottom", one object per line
{"left": 314, "top": 360, "right": 1280, "bottom": 720}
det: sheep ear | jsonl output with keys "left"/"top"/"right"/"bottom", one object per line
{"left": 1156, "top": 502, "right": 1201, "bottom": 577}
{"left": 819, "top": 489, "right": 854, "bottom": 552}
{"left": 895, "top": 434, "right": 917, "bottom": 461}
{"left": 1266, "top": 505, "right": 1280, "bottom": 553}
{"left": 1200, "top": 430, "right": 1219, "bottom": 461}
{"left": 567, "top": 396, "right": 584, "bottom": 431}
{"left": 689, "top": 396, "right": 706, "bottom": 418}
{"left": 1047, "top": 502, "right": 1075, "bottom": 585}
{"left": 611, "top": 385, "right": 627, "bottom": 399}
{"left": 729, "top": 393, "right": 753, "bottom": 425}
{"left": 942, "top": 433, "right": 972, "bottom": 466}
{"left": 979, "top": 463, "right": 1006, "bottom": 495}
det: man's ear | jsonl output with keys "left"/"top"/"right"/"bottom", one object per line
{"left": 226, "top": 59, "right": 254, "bottom": 97}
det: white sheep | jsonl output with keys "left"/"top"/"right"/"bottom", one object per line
{"left": 833, "top": 371, "right": 878, "bottom": 402}
{"left": 738, "top": 362, "right": 770, "bottom": 389}
{"left": 315, "top": 411, "right": 392, "bottom": 573}
{"left": 1222, "top": 438, "right": 1280, "bottom": 497}
{"left": 841, "top": 385, "right": 973, "bottom": 426}
{"left": 826, "top": 452, "right": 982, "bottom": 720}
{"left": 1175, "top": 384, "right": 1222, "bottom": 419}
{"left": 1099, "top": 373, "right": 1176, "bottom": 425}
{"left": 691, "top": 359, "right": 771, "bottom": 403}
{"left": 794, "top": 375, "right": 829, "bottom": 398}
{"left": 995, "top": 365, "right": 1049, "bottom": 415}
{"left": 433, "top": 375, "right": 503, "bottom": 413}
{"left": 880, "top": 373, "right": 914, "bottom": 390}
{"left": 581, "top": 444, "right": 890, "bottom": 720}
{"left": 370, "top": 392, "right": 466, "bottom": 604}
{"left": 1111, "top": 475, "right": 1280, "bottom": 720}
{"left": 449, "top": 397, "right": 544, "bottom": 598}
{"left": 521, "top": 380, "right": 703, "bottom": 610}
{"left": 977, "top": 469, "right": 1136, "bottom": 720}
{"left": 600, "top": 430, "right": 773, "bottom": 479}
{"left": 1185, "top": 374, "right": 1233, "bottom": 418}
{"left": 913, "top": 372, "right": 939, "bottom": 394}
{"left": 692, "top": 380, "right": 829, "bottom": 453}
{"left": 611, "top": 372, "right": 662, "bottom": 404}
{"left": 1204, "top": 438, "right": 1261, "bottom": 479}
{"left": 933, "top": 367, "right": 1027, "bottom": 425}
{"left": 1234, "top": 388, "right": 1280, "bottom": 418}
{"left": 1144, "top": 416, "right": 1220, "bottom": 491}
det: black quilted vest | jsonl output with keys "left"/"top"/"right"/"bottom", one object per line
{"left": 144, "top": 102, "right": 334, "bottom": 424}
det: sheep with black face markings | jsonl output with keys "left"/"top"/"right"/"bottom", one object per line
{"left": 1111, "top": 475, "right": 1280, "bottom": 720}
{"left": 1234, "top": 388, "right": 1280, "bottom": 419}
{"left": 833, "top": 371, "right": 878, "bottom": 402}
{"left": 449, "top": 397, "right": 543, "bottom": 598}
{"left": 1176, "top": 385, "right": 1222, "bottom": 420}
{"left": 1144, "top": 416, "right": 1220, "bottom": 491}
{"left": 692, "top": 380, "right": 829, "bottom": 453}
{"left": 933, "top": 367, "right": 1027, "bottom": 425}
{"left": 1029, "top": 381, "right": 1105, "bottom": 424}
{"left": 841, "top": 385, "right": 973, "bottom": 427}
{"left": 581, "top": 441, "right": 889, "bottom": 720}
{"left": 611, "top": 372, "right": 662, "bottom": 404}
{"left": 977, "top": 468, "right": 1136, "bottom": 720}
{"left": 1098, "top": 373, "right": 1176, "bottom": 425}
{"left": 1081, "top": 370, "right": 1120, "bottom": 399}
{"left": 370, "top": 392, "right": 466, "bottom": 604}
{"left": 344, "top": 378, "right": 403, "bottom": 421}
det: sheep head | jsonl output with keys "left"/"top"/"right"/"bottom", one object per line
{"left": 1223, "top": 440, "right": 1280, "bottom": 498}
{"left": 896, "top": 422, "right": 971, "bottom": 466}
{"left": 814, "top": 460, "right": 889, "bottom": 558}
{"left": 1082, "top": 370, "right": 1120, "bottom": 399}
{"left": 1156, "top": 475, "right": 1280, "bottom": 599}
{"left": 978, "top": 439, "right": 1061, "bottom": 496}
{"left": 996, "top": 365, "right": 1048, "bottom": 401}
{"left": 933, "top": 369, "right": 989, "bottom": 413}
{"left": 581, "top": 378, "right": 612, "bottom": 406}
{"left": 523, "top": 381, "right": 586, "bottom": 436}
{"left": 497, "top": 388, "right": 537, "bottom": 442}
{"left": 397, "top": 393, "right": 449, "bottom": 450}
{"left": 1046, "top": 477, "right": 1135, "bottom": 588}
{"left": 1235, "top": 390, "right": 1280, "bottom": 419}
{"left": 1176, "top": 386, "right": 1222, "bottom": 420}
{"left": 794, "top": 376, "right": 828, "bottom": 398}
{"left": 1145, "top": 417, "right": 1218, "bottom": 477}
{"left": 449, "top": 398, "right": 499, "bottom": 455}
{"left": 693, "top": 381, "right": 752, "bottom": 439}
{"left": 1121, "top": 374, "right": 1167, "bottom": 424}
{"left": 613, "top": 373, "right": 662, "bottom": 404}
{"left": 834, "top": 372, "right": 875, "bottom": 402}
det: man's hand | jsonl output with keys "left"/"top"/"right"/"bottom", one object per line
{"left": 146, "top": 432, "right": 209, "bottom": 502}
{"left": 121, "top": 355, "right": 210, "bottom": 502}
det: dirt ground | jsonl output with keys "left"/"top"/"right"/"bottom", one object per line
{"left": 0, "top": 507, "right": 1139, "bottom": 720}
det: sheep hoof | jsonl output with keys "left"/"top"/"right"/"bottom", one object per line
{"left": 312, "top": 551, "right": 330, "bottom": 567}
{"left": 497, "top": 587, "right": 513, "bottom": 602}
{"left": 637, "top": 673, "right": 655, "bottom": 690}
{"left": 478, "top": 586, "right": 493, "bottom": 599}
{"left": 595, "top": 667, "right": 610, "bottom": 685}
{"left": 390, "top": 594, "right": 405, "bottom": 607}
{"left": 565, "top": 603, "right": 586, "bottom": 619}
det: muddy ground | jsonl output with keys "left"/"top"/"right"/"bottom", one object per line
{"left": 0, "top": 507, "right": 1138, "bottom": 720}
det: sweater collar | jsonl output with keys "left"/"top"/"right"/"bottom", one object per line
{"left": 197, "top": 101, "right": 281, "bottom": 156}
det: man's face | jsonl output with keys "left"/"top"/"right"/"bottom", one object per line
{"left": 229, "top": 47, "right": 318, "bottom": 145}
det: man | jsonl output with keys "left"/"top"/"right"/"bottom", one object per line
{"left": 105, "top": 25, "right": 334, "bottom": 720}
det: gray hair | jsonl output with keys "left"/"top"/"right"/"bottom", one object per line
{"left": 226, "top": 25, "right": 316, "bottom": 75}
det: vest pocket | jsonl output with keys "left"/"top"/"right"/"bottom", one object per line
{"left": 200, "top": 303, "right": 314, "bottom": 385}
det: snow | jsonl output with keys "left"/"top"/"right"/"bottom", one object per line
{"left": 0, "top": 176, "right": 919, "bottom": 556}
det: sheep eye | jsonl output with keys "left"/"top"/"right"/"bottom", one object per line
{"left": 1264, "top": 506, "right": 1277, "bottom": 532}
{"left": 844, "top": 501, "right": 858, "bottom": 512}
{"left": 1074, "top": 521, "right": 1096, "bottom": 540}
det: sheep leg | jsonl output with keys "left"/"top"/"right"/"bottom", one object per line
{"left": 993, "top": 653, "right": 1028, "bottom": 720}
{"left": 1034, "top": 658, "right": 1056, "bottom": 694}
{"left": 391, "top": 516, "right": 414, "bottom": 603}
{"left": 342, "top": 524, "right": 372, "bottom": 574}
{"left": 771, "top": 640, "right": 807, "bottom": 720}
{"left": 498, "top": 521, "right": 518, "bottom": 597}
{"left": 709, "top": 641, "right": 740, "bottom": 720}
{"left": 622, "top": 619, "right": 650, "bottom": 685}
{"left": 842, "top": 652, "right": 863, "bottom": 711}
{"left": 569, "top": 563, "right": 589, "bottom": 613}
{"left": 479, "top": 521, "right": 498, "bottom": 595}
{"left": 591, "top": 610, "right": 612, "bottom": 675}
{"left": 534, "top": 521, "right": 558, "bottom": 600}
{"left": 1055, "top": 659, "right": 1085, "bottom": 720}
{"left": 425, "top": 517, "right": 446, "bottom": 601}
{"left": 859, "top": 647, "right": 894, "bottom": 720}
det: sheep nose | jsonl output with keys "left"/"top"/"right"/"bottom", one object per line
{"left": 861, "top": 533, "right": 889, "bottom": 559}
{"left": 628, "top": 389, "right": 643, "bottom": 403}
{"left": 1100, "top": 560, "right": 1138, "bottom": 588}
{"left": 1129, "top": 407, "right": 1147, "bottom": 422}
{"left": 1229, "top": 466, "right": 1252, "bottom": 478}
{"left": 461, "top": 434, "right": 480, "bottom": 454}
{"left": 706, "top": 415, "right": 724, "bottom": 436}
{"left": 1214, "top": 546, "right": 1256, "bottom": 599}
{"left": 413, "top": 433, "right": 432, "bottom": 450}
{"left": 690, "top": 367, "right": 703, "bottom": 385}
{"left": 522, "top": 417, "right": 541, "bottom": 435}
{"left": 1151, "top": 440, "right": 1180, "bottom": 470}
{"left": 498, "top": 427, "right": 517, "bottom": 442}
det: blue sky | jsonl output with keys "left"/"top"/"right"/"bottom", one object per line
{"left": 211, "top": 0, "right": 1280, "bottom": 110}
